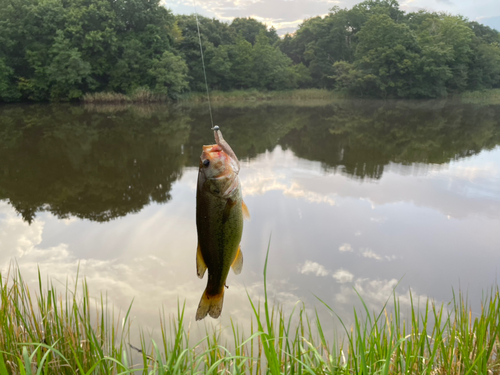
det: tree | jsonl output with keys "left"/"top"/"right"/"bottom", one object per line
{"left": 0, "top": 58, "right": 20, "bottom": 101}
{"left": 46, "top": 30, "right": 91, "bottom": 100}
{"left": 149, "top": 51, "right": 189, "bottom": 97}
{"left": 0, "top": 0, "right": 181, "bottom": 101}
{"left": 349, "top": 14, "right": 421, "bottom": 97}
{"left": 468, "top": 43, "right": 500, "bottom": 90}
{"left": 252, "top": 31, "right": 296, "bottom": 90}
{"left": 438, "top": 16, "right": 474, "bottom": 91}
{"left": 228, "top": 37, "right": 255, "bottom": 89}
{"left": 208, "top": 45, "right": 232, "bottom": 90}
{"left": 175, "top": 15, "right": 232, "bottom": 91}
{"left": 229, "top": 17, "right": 278, "bottom": 45}
{"left": 1, "top": 0, "right": 499, "bottom": 101}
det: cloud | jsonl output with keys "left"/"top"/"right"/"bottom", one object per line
{"left": 243, "top": 176, "right": 336, "bottom": 205}
{"left": 370, "top": 217, "right": 387, "bottom": 224}
{"left": 1, "top": 202, "right": 300, "bottom": 343}
{"left": 361, "top": 248, "right": 382, "bottom": 260}
{"left": 168, "top": 0, "right": 339, "bottom": 34}
{"left": 478, "top": 16, "right": 500, "bottom": 32}
{"left": 334, "top": 277, "right": 431, "bottom": 315}
{"left": 241, "top": 151, "right": 337, "bottom": 205}
{"left": 339, "top": 243, "right": 353, "bottom": 252}
{"left": 332, "top": 269, "right": 353, "bottom": 283}
{"left": 171, "top": 0, "right": 500, "bottom": 37}
{"left": 299, "top": 260, "right": 356, "bottom": 284}
{"left": 298, "top": 261, "right": 329, "bottom": 276}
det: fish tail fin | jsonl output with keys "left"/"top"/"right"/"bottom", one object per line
{"left": 195, "top": 288, "right": 225, "bottom": 320}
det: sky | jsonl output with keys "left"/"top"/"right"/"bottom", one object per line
{"left": 164, "top": 0, "right": 500, "bottom": 35}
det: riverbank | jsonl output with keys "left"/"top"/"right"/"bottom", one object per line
{"left": 1, "top": 264, "right": 499, "bottom": 374}
{"left": 81, "top": 88, "right": 345, "bottom": 104}
{"left": 177, "top": 89, "right": 346, "bottom": 103}
{"left": 457, "top": 88, "right": 500, "bottom": 104}
{"left": 82, "top": 89, "right": 170, "bottom": 104}
{"left": 80, "top": 88, "right": 500, "bottom": 106}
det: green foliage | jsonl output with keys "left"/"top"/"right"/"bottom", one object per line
{"left": 229, "top": 37, "right": 256, "bottom": 89}
{"left": 0, "top": 0, "right": 184, "bottom": 101}
{"left": 351, "top": 14, "right": 421, "bottom": 97}
{"left": 251, "top": 31, "right": 297, "bottom": 90}
{"left": 0, "top": 58, "right": 20, "bottom": 101}
{"left": 229, "top": 17, "right": 279, "bottom": 45}
{"left": 47, "top": 30, "right": 91, "bottom": 100}
{"left": 149, "top": 51, "right": 189, "bottom": 98}
{"left": 328, "top": 5, "right": 500, "bottom": 98}
{"left": 1, "top": 0, "right": 499, "bottom": 101}
{"left": 175, "top": 14, "right": 234, "bottom": 91}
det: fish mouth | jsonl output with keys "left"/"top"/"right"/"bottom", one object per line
{"left": 202, "top": 144, "right": 222, "bottom": 153}
{"left": 201, "top": 144, "right": 227, "bottom": 166}
{"left": 200, "top": 144, "right": 233, "bottom": 178}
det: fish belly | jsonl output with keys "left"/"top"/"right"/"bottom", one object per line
{"left": 196, "top": 185, "right": 243, "bottom": 296}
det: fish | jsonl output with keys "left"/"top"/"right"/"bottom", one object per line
{"left": 195, "top": 126, "right": 250, "bottom": 320}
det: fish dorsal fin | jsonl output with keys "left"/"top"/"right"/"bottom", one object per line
{"left": 231, "top": 246, "right": 243, "bottom": 275}
{"left": 196, "top": 243, "right": 207, "bottom": 279}
{"left": 242, "top": 200, "right": 250, "bottom": 220}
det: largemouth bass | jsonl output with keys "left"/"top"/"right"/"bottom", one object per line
{"left": 195, "top": 126, "right": 249, "bottom": 320}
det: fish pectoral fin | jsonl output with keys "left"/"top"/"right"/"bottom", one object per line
{"left": 196, "top": 243, "right": 207, "bottom": 279}
{"left": 231, "top": 246, "right": 243, "bottom": 275}
{"left": 242, "top": 200, "right": 250, "bottom": 220}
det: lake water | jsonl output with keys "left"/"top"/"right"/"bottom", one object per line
{"left": 1, "top": 100, "right": 499, "bottom": 341}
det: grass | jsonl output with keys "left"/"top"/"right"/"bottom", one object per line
{"left": 82, "top": 88, "right": 169, "bottom": 104}
{"left": 457, "top": 89, "right": 500, "bottom": 104}
{"left": 1, "top": 247, "right": 499, "bottom": 374}
{"left": 81, "top": 89, "right": 343, "bottom": 105}
{"left": 177, "top": 89, "right": 345, "bottom": 103}
{"left": 81, "top": 88, "right": 500, "bottom": 106}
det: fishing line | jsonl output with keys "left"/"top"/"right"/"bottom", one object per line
{"left": 192, "top": 0, "right": 215, "bottom": 129}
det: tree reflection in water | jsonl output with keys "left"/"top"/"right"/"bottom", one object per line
{"left": 1, "top": 100, "right": 499, "bottom": 223}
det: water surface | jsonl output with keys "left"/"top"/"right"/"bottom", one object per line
{"left": 1, "top": 100, "right": 499, "bottom": 337}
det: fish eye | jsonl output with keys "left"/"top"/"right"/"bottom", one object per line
{"left": 203, "top": 159, "right": 210, "bottom": 167}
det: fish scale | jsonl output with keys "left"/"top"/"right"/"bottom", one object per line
{"left": 195, "top": 127, "right": 249, "bottom": 320}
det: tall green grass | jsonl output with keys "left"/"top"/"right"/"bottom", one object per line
{"left": 1, "top": 253, "right": 499, "bottom": 374}
{"left": 81, "top": 89, "right": 344, "bottom": 105}
{"left": 457, "top": 88, "right": 500, "bottom": 104}
{"left": 82, "top": 88, "right": 169, "bottom": 104}
{"left": 177, "top": 89, "right": 345, "bottom": 103}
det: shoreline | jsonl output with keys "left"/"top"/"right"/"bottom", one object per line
{"left": 79, "top": 88, "right": 500, "bottom": 105}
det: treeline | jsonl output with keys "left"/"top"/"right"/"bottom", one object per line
{"left": 1, "top": 0, "right": 499, "bottom": 102}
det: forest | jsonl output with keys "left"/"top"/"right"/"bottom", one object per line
{"left": 0, "top": 0, "right": 499, "bottom": 102}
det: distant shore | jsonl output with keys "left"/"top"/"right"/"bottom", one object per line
{"left": 81, "top": 88, "right": 500, "bottom": 105}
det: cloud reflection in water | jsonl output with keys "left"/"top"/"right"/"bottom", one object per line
{"left": 1, "top": 143, "right": 498, "bottom": 337}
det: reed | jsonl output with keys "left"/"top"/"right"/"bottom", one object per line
{"left": 457, "top": 89, "right": 500, "bottom": 104}
{"left": 1, "top": 252, "right": 499, "bottom": 374}
{"left": 177, "top": 89, "right": 345, "bottom": 103}
{"left": 81, "top": 88, "right": 169, "bottom": 104}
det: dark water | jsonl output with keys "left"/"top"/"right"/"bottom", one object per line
{"left": 1, "top": 100, "right": 499, "bottom": 334}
